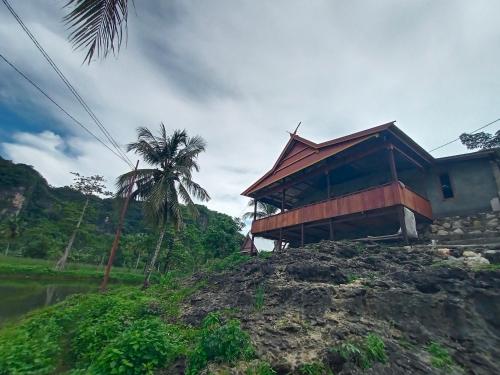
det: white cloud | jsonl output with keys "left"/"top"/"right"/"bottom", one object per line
{"left": 1, "top": 0, "right": 500, "bottom": 233}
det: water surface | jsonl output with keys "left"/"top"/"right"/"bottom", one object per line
{"left": 0, "top": 279, "right": 98, "bottom": 326}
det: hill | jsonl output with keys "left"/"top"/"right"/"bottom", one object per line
{"left": 0, "top": 156, "right": 244, "bottom": 269}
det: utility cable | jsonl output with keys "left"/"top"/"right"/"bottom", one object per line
{"left": 2, "top": 0, "right": 134, "bottom": 168}
{"left": 428, "top": 117, "right": 500, "bottom": 153}
{"left": 0, "top": 53, "right": 131, "bottom": 166}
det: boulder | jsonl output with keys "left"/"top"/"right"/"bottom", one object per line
{"left": 486, "top": 218, "right": 499, "bottom": 227}
{"left": 473, "top": 220, "right": 482, "bottom": 228}
{"left": 436, "top": 248, "right": 450, "bottom": 258}
{"left": 437, "top": 230, "right": 449, "bottom": 236}
{"left": 442, "top": 222, "right": 451, "bottom": 229}
{"left": 452, "top": 228, "right": 464, "bottom": 235}
{"left": 463, "top": 250, "right": 478, "bottom": 258}
{"left": 464, "top": 256, "right": 490, "bottom": 267}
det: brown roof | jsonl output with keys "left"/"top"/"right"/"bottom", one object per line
{"left": 436, "top": 148, "right": 499, "bottom": 163}
{"left": 242, "top": 121, "right": 434, "bottom": 197}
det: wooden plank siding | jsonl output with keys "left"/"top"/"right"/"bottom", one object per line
{"left": 251, "top": 181, "right": 432, "bottom": 234}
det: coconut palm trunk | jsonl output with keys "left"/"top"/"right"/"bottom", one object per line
{"left": 143, "top": 226, "right": 166, "bottom": 288}
{"left": 55, "top": 198, "right": 89, "bottom": 270}
{"left": 134, "top": 250, "right": 142, "bottom": 270}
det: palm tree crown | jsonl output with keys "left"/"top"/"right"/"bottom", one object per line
{"left": 242, "top": 199, "right": 279, "bottom": 221}
{"left": 117, "top": 124, "right": 210, "bottom": 229}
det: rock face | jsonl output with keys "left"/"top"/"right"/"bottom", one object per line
{"left": 182, "top": 241, "right": 500, "bottom": 375}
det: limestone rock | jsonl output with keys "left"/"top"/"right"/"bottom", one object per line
{"left": 436, "top": 248, "right": 450, "bottom": 258}
{"left": 486, "top": 218, "right": 499, "bottom": 227}
{"left": 452, "top": 228, "right": 464, "bottom": 235}
{"left": 452, "top": 220, "right": 462, "bottom": 229}
{"left": 469, "top": 230, "right": 483, "bottom": 235}
{"left": 464, "top": 256, "right": 490, "bottom": 267}
{"left": 463, "top": 250, "right": 478, "bottom": 258}
{"left": 442, "top": 222, "right": 451, "bottom": 229}
{"left": 473, "top": 220, "right": 482, "bottom": 228}
{"left": 485, "top": 213, "right": 497, "bottom": 219}
{"left": 437, "top": 230, "right": 449, "bottom": 236}
{"left": 430, "top": 224, "right": 440, "bottom": 233}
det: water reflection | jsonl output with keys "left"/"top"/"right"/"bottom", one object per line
{"left": 0, "top": 280, "right": 97, "bottom": 326}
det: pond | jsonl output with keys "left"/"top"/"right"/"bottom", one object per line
{"left": 0, "top": 279, "right": 101, "bottom": 326}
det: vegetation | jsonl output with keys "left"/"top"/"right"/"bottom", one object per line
{"left": 298, "top": 362, "right": 332, "bottom": 375}
{"left": 0, "top": 272, "right": 256, "bottom": 375}
{"left": 254, "top": 284, "right": 265, "bottom": 311}
{"left": 331, "top": 333, "right": 387, "bottom": 369}
{"left": 0, "top": 156, "right": 244, "bottom": 281}
{"left": 460, "top": 130, "right": 500, "bottom": 150}
{"left": 426, "top": 342, "right": 454, "bottom": 370}
{"left": 117, "top": 126, "right": 210, "bottom": 287}
{"left": 245, "top": 361, "right": 277, "bottom": 375}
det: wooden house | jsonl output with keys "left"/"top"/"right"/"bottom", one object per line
{"left": 242, "top": 122, "right": 500, "bottom": 248}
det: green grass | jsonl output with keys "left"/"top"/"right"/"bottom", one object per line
{"left": 426, "top": 342, "right": 454, "bottom": 370}
{"left": 331, "top": 333, "right": 387, "bottom": 370}
{"left": 0, "top": 255, "right": 144, "bottom": 283}
{"left": 298, "top": 362, "right": 332, "bottom": 375}
{"left": 254, "top": 284, "right": 265, "bottom": 311}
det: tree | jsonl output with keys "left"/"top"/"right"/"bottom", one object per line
{"left": 55, "top": 172, "right": 111, "bottom": 270}
{"left": 242, "top": 199, "right": 279, "bottom": 221}
{"left": 64, "top": 0, "right": 130, "bottom": 64}
{"left": 1, "top": 215, "right": 21, "bottom": 256}
{"left": 243, "top": 199, "right": 280, "bottom": 251}
{"left": 459, "top": 130, "right": 500, "bottom": 150}
{"left": 117, "top": 125, "right": 210, "bottom": 288}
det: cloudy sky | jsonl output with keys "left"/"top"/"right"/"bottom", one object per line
{"left": 1, "top": 0, "right": 500, "bottom": 231}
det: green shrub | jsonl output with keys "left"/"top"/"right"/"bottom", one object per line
{"left": 331, "top": 333, "right": 387, "bottom": 370}
{"left": 90, "top": 318, "right": 184, "bottom": 374}
{"left": 245, "top": 361, "right": 276, "bottom": 375}
{"left": 187, "top": 312, "right": 254, "bottom": 374}
{"left": 426, "top": 342, "right": 454, "bottom": 370}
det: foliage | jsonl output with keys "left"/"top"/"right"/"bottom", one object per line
{"left": 245, "top": 361, "right": 276, "bottom": 375}
{"left": 90, "top": 318, "right": 184, "bottom": 375}
{"left": 426, "top": 342, "right": 454, "bottom": 370}
{"left": 331, "top": 333, "right": 387, "bottom": 369}
{"left": 187, "top": 312, "right": 254, "bottom": 374}
{"left": 298, "top": 362, "right": 332, "bottom": 375}
{"left": 203, "top": 252, "right": 251, "bottom": 273}
{"left": 242, "top": 199, "right": 279, "bottom": 221}
{"left": 459, "top": 130, "right": 500, "bottom": 150}
{"left": 254, "top": 284, "right": 265, "bottom": 311}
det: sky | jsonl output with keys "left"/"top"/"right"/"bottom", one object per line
{"left": 1, "top": 0, "right": 500, "bottom": 246}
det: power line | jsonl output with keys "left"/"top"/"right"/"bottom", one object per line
{"left": 428, "top": 117, "right": 500, "bottom": 152}
{"left": 2, "top": 0, "right": 134, "bottom": 168}
{"left": 0, "top": 52, "right": 131, "bottom": 166}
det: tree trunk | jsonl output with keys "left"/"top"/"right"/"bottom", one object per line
{"left": 5, "top": 242, "right": 10, "bottom": 256}
{"left": 55, "top": 198, "right": 89, "bottom": 270}
{"left": 143, "top": 227, "right": 165, "bottom": 289}
{"left": 134, "top": 250, "right": 142, "bottom": 270}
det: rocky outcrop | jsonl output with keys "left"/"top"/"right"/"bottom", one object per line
{"left": 182, "top": 241, "right": 500, "bottom": 374}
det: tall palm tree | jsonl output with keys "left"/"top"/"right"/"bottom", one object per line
{"left": 117, "top": 124, "right": 210, "bottom": 288}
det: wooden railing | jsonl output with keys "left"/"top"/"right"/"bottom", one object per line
{"left": 251, "top": 181, "right": 432, "bottom": 234}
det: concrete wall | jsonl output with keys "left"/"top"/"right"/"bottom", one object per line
{"left": 425, "top": 158, "right": 499, "bottom": 217}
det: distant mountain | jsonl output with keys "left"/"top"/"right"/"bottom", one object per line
{"left": 0, "top": 156, "right": 243, "bottom": 267}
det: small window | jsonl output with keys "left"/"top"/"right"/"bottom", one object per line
{"left": 439, "top": 173, "right": 454, "bottom": 199}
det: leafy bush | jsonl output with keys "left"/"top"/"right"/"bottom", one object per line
{"left": 91, "top": 318, "right": 184, "bottom": 374}
{"left": 331, "top": 333, "right": 387, "bottom": 369}
{"left": 187, "top": 312, "right": 254, "bottom": 374}
{"left": 426, "top": 342, "right": 454, "bottom": 370}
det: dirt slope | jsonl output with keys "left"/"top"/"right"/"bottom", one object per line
{"left": 181, "top": 241, "right": 500, "bottom": 374}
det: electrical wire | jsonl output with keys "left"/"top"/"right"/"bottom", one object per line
{"left": 428, "top": 118, "right": 500, "bottom": 153}
{"left": 1, "top": 0, "right": 134, "bottom": 168}
{"left": 0, "top": 53, "right": 131, "bottom": 166}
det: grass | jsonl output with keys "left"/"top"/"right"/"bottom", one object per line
{"left": 254, "top": 284, "right": 265, "bottom": 311}
{"left": 330, "top": 333, "right": 387, "bottom": 369}
{"left": 0, "top": 255, "right": 144, "bottom": 283}
{"left": 298, "top": 362, "right": 332, "bottom": 375}
{"left": 426, "top": 342, "right": 454, "bottom": 370}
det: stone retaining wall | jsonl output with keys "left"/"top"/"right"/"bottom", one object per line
{"left": 419, "top": 211, "right": 500, "bottom": 240}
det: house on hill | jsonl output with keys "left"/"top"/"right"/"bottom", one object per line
{"left": 242, "top": 122, "right": 500, "bottom": 248}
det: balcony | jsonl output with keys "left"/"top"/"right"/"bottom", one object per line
{"left": 251, "top": 181, "right": 432, "bottom": 235}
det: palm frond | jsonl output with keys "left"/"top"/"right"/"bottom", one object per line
{"left": 64, "top": 0, "right": 129, "bottom": 64}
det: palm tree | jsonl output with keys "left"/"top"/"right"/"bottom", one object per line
{"left": 2, "top": 215, "right": 21, "bottom": 256}
{"left": 64, "top": 0, "right": 130, "bottom": 64}
{"left": 242, "top": 199, "right": 280, "bottom": 251}
{"left": 242, "top": 199, "right": 279, "bottom": 221}
{"left": 117, "top": 124, "right": 210, "bottom": 288}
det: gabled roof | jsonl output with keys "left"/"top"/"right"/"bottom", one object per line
{"left": 241, "top": 121, "right": 434, "bottom": 197}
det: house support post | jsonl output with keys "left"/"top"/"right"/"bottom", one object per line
{"left": 278, "top": 228, "right": 283, "bottom": 252}
{"left": 329, "top": 219, "right": 334, "bottom": 241}
{"left": 250, "top": 199, "right": 258, "bottom": 256}
{"left": 398, "top": 206, "right": 409, "bottom": 243}
{"left": 388, "top": 145, "right": 398, "bottom": 182}
{"left": 281, "top": 189, "right": 286, "bottom": 212}
{"left": 300, "top": 224, "right": 305, "bottom": 247}
{"left": 326, "top": 170, "right": 331, "bottom": 199}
